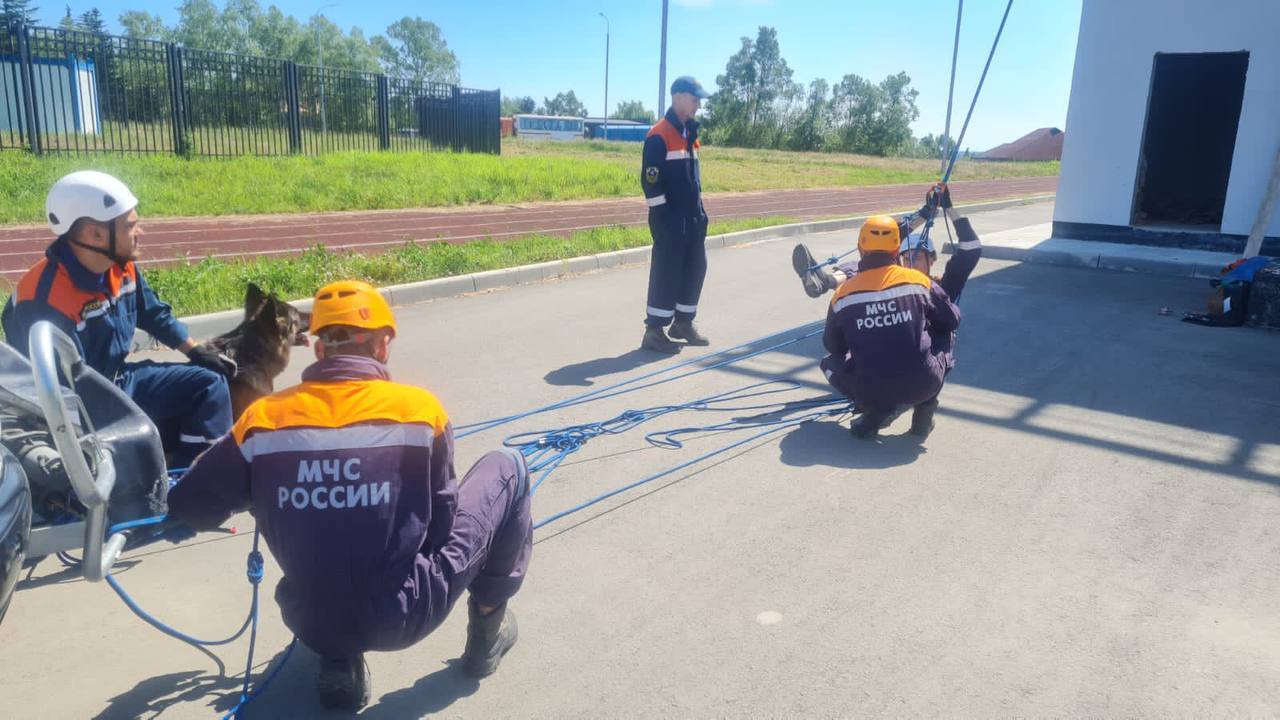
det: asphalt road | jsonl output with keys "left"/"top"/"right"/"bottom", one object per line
{"left": 3, "top": 201, "right": 1278, "bottom": 718}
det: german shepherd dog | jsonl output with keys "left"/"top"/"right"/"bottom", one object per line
{"left": 207, "top": 283, "right": 310, "bottom": 418}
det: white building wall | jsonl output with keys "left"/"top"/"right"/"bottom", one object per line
{"left": 1055, "top": 0, "right": 1280, "bottom": 237}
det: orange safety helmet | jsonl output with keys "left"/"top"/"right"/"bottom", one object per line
{"left": 309, "top": 280, "right": 397, "bottom": 337}
{"left": 860, "top": 212, "right": 901, "bottom": 254}
{"left": 857, "top": 215, "right": 901, "bottom": 255}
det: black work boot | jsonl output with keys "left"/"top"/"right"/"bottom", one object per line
{"left": 850, "top": 409, "right": 890, "bottom": 440}
{"left": 641, "top": 326, "right": 682, "bottom": 354}
{"left": 317, "top": 654, "right": 371, "bottom": 711}
{"left": 910, "top": 401, "right": 937, "bottom": 439}
{"left": 792, "top": 243, "right": 827, "bottom": 298}
{"left": 462, "top": 600, "right": 519, "bottom": 678}
{"left": 668, "top": 320, "right": 710, "bottom": 346}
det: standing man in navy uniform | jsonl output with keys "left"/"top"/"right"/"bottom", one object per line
{"left": 639, "top": 76, "right": 712, "bottom": 354}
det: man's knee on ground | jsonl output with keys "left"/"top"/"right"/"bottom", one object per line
{"left": 465, "top": 449, "right": 529, "bottom": 496}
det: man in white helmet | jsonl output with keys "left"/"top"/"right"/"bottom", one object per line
{"left": 1, "top": 171, "right": 235, "bottom": 467}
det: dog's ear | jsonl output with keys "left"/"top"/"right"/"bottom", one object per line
{"left": 244, "top": 283, "right": 268, "bottom": 318}
{"left": 255, "top": 297, "right": 281, "bottom": 334}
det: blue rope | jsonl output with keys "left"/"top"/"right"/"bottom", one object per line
{"left": 939, "top": 0, "right": 1015, "bottom": 186}
{"left": 643, "top": 394, "right": 848, "bottom": 450}
{"left": 106, "top": 571, "right": 255, "bottom": 646}
{"left": 504, "top": 381, "right": 830, "bottom": 492}
{"left": 458, "top": 323, "right": 824, "bottom": 439}
{"left": 807, "top": 0, "right": 1013, "bottom": 271}
{"left": 532, "top": 402, "right": 850, "bottom": 530}
{"left": 219, "top": 539, "right": 295, "bottom": 720}
{"left": 99, "top": 514, "right": 292, "bottom": 717}
{"left": 222, "top": 637, "right": 298, "bottom": 720}
{"left": 103, "top": 516, "right": 258, "bottom": 648}
{"left": 941, "top": 0, "right": 963, "bottom": 175}
{"left": 920, "top": 0, "right": 1014, "bottom": 257}
{"left": 109, "top": 514, "right": 169, "bottom": 533}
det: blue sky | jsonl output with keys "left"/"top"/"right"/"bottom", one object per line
{"left": 41, "top": 0, "right": 1082, "bottom": 151}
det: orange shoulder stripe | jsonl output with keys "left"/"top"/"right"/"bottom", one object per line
{"left": 832, "top": 265, "right": 931, "bottom": 304}
{"left": 645, "top": 118, "right": 697, "bottom": 153}
{"left": 15, "top": 259, "right": 95, "bottom": 324}
{"left": 233, "top": 379, "right": 450, "bottom": 445}
{"left": 14, "top": 259, "right": 50, "bottom": 302}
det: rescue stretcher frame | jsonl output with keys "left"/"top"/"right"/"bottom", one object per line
{"left": 24, "top": 321, "right": 130, "bottom": 581}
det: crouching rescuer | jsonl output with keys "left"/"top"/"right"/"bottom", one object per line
{"left": 822, "top": 215, "right": 961, "bottom": 440}
{"left": 165, "top": 280, "right": 533, "bottom": 711}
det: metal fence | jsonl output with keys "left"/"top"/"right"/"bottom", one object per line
{"left": 0, "top": 23, "right": 500, "bottom": 156}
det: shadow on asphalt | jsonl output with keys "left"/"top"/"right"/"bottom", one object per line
{"left": 778, "top": 419, "right": 928, "bottom": 470}
{"left": 543, "top": 348, "right": 667, "bottom": 387}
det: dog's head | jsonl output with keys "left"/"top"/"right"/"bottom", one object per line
{"left": 243, "top": 283, "right": 310, "bottom": 350}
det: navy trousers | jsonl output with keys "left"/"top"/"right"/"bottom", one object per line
{"left": 118, "top": 360, "right": 232, "bottom": 468}
{"left": 645, "top": 212, "right": 708, "bottom": 327}
{"left": 365, "top": 449, "right": 533, "bottom": 653}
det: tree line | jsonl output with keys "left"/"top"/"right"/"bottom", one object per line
{"left": 501, "top": 92, "right": 656, "bottom": 124}
{"left": 4, "top": 0, "right": 461, "bottom": 85}
{"left": 702, "top": 26, "right": 963, "bottom": 158}
{"left": 502, "top": 26, "right": 967, "bottom": 159}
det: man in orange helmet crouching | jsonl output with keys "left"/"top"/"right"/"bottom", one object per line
{"left": 166, "top": 280, "right": 532, "bottom": 711}
{"left": 819, "top": 213, "right": 962, "bottom": 441}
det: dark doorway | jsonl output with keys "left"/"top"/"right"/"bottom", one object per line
{"left": 1132, "top": 52, "right": 1249, "bottom": 228}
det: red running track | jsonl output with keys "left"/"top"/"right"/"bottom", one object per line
{"left": 0, "top": 176, "right": 1055, "bottom": 283}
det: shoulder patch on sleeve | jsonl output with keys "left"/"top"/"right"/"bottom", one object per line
{"left": 645, "top": 166, "right": 660, "bottom": 184}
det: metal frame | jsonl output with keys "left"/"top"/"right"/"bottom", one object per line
{"left": 27, "top": 322, "right": 124, "bottom": 582}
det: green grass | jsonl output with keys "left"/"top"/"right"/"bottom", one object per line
{"left": 136, "top": 215, "right": 793, "bottom": 317}
{"left": 505, "top": 139, "right": 1061, "bottom": 193}
{"left": 0, "top": 140, "right": 1056, "bottom": 225}
{"left": 0, "top": 216, "right": 791, "bottom": 333}
{"left": 0, "top": 149, "right": 634, "bottom": 224}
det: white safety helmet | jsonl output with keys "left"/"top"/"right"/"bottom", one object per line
{"left": 900, "top": 232, "right": 936, "bottom": 259}
{"left": 46, "top": 170, "right": 139, "bottom": 237}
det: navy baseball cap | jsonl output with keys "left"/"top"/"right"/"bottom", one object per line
{"left": 671, "top": 76, "right": 711, "bottom": 99}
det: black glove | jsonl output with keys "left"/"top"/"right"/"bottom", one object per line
{"left": 926, "top": 182, "right": 953, "bottom": 210}
{"left": 187, "top": 344, "right": 237, "bottom": 378}
{"left": 898, "top": 220, "right": 913, "bottom": 243}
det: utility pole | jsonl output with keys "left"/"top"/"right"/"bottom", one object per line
{"left": 658, "top": 0, "right": 668, "bottom": 116}
{"left": 600, "top": 12, "right": 610, "bottom": 140}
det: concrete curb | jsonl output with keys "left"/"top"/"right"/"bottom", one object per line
{"left": 150, "top": 194, "right": 1055, "bottom": 345}
{"left": 960, "top": 240, "right": 1236, "bottom": 279}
